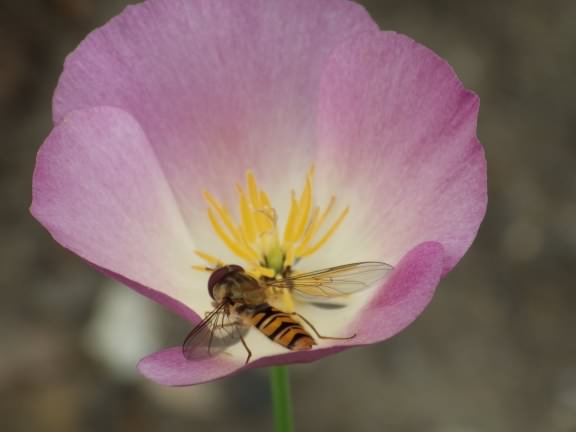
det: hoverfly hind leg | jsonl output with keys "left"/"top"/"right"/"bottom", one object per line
{"left": 292, "top": 312, "right": 356, "bottom": 341}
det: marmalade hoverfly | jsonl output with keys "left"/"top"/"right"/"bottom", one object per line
{"left": 182, "top": 262, "right": 392, "bottom": 364}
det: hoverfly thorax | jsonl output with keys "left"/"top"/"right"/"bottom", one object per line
{"left": 207, "top": 264, "right": 269, "bottom": 306}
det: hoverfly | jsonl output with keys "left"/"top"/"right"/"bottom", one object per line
{"left": 182, "top": 261, "right": 393, "bottom": 364}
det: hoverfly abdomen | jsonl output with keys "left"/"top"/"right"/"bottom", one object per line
{"left": 247, "top": 304, "right": 315, "bottom": 352}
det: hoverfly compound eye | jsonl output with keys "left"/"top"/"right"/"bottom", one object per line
{"left": 227, "top": 264, "right": 244, "bottom": 273}
{"left": 207, "top": 267, "right": 228, "bottom": 299}
{"left": 207, "top": 265, "right": 245, "bottom": 299}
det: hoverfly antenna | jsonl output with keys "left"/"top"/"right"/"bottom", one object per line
{"left": 207, "top": 264, "right": 244, "bottom": 299}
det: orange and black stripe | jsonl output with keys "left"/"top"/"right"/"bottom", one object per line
{"left": 249, "top": 305, "right": 315, "bottom": 351}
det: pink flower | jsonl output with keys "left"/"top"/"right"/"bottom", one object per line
{"left": 31, "top": 0, "right": 487, "bottom": 385}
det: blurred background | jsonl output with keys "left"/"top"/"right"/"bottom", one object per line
{"left": 1, "top": 0, "right": 575, "bottom": 431}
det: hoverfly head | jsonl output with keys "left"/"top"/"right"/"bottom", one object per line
{"left": 207, "top": 264, "right": 245, "bottom": 300}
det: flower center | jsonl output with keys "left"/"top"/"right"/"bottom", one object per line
{"left": 193, "top": 166, "right": 349, "bottom": 279}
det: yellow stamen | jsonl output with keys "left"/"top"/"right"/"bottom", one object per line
{"left": 260, "top": 190, "right": 271, "bottom": 208}
{"left": 292, "top": 173, "right": 312, "bottom": 241}
{"left": 284, "top": 245, "right": 296, "bottom": 268}
{"left": 283, "top": 191, "right": 299, "bottom": 243}
{"left": 294, "top": 196, "right": 337, "bottom": 256}
{"left": 261, "top": 192, "right": 280, "bottom": 243}
{"left": 207, "top": 208, "right": 259, "bottom": 263}
{"left": 299, "top": 206, "right": 350, "bottom": 257}
{"left": 254, "top": 210, "right": 271, "bottom": 235}
{"left": 251, "top": 266, "right": 276, "bottom": 278}
{"left": 237, "top": 186, "right": 257, "bottom": 243}
{"left": 294, "top": 207, "right": 320, "bottom": 255}
{"left": 318, "top": 195, "right": 336, "bottom": 229}
{"left": 202, "top": 191, "right": 243, "bottom": 242}
{"left": 194, "top": 250, "right": 223, "bottom": 266}
{"left": 246, "top": 172, "right": 273, "bottom": 235}
{"left": 246, "top": 171, "right": 260, "bottom": 209}
{"left": 191, "top": 265, "right": 212, "bottom": 272}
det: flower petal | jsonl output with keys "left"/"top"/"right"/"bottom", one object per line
{"left": 138, "top": 347, "right": 242, "bottom": 386}
{"left": 53, "top": 0, "right": 378, "bottom": 230}
{"left": 314, "top": 31, "right": 487, "bottom": 273}
{"left": 138, "top": 241, "right": 442, "bottom": 385}
{"left": 350, "top": 241, "right": 443, "bottom": 344}
{"left": 31, "top": 106, "right": 205, "bottom": 318}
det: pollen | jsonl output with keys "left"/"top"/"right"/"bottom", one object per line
{"left": 194, "top": 166, "right": 349, "bottom": 278}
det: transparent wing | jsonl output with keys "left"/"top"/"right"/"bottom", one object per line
{"left": 267, "top": 261, "right": 393, "bottom": 300}
{"left": 182, "top": 302, "right": 245, "bottom": 361}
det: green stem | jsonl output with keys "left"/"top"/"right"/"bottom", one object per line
{"left": 269, "top": 366, "right": 294, "bottom": 432}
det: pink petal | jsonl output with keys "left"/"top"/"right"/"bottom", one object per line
{"left": 53, "top": 0, "right": 378, "bottom": 229}
{"left": 138, "top": 348, "right": 243, "bottom": 387}
{"left": 138, "top": 242, "right": 442, "bottom": 385}
{"left": 351, "top": 241, "right": 443, "bottom": 344}
{"left": 314, "top": 31, "right": 487, "bottom": 273}
{"left": 31, "top": 106, "right": 202, "bottom": 319}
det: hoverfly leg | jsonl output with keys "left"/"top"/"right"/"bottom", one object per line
{"left": 237, "top": 327, "right": 252, "bottom": 365}
{"left": 291, "top": 312, "right": 356, "bottom": 341}
{"left": 207, "top": 327, "right": 215, "bottom": 356}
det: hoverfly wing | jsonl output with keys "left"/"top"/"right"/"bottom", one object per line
{"left": 182, "top": 303, "right": 246, "bottom": 361}
{"left": 267, "top": 261, "right": 393, "bottom": 301}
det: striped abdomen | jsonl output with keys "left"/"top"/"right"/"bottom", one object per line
{"left": 249, "top": 305, "right": 315, "bottom": 351}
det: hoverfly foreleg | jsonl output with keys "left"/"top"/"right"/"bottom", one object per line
{"left": 207, "top": 324, "right": 215, "bottom": 356}
{"left": 291, "top": 312, "right": 356, "bottom": 341}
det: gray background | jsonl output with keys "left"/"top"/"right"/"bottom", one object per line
{"left": 1, "top": 0, "right": 575, "bottom": 431}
